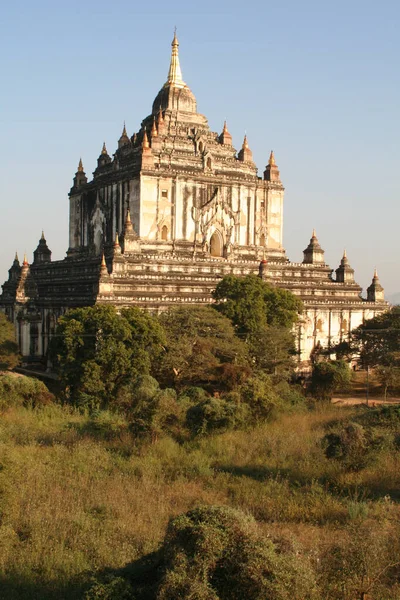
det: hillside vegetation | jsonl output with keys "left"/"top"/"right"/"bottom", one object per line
{"left": 1, "top": 286, "right": 400, "bottom": 598}
{"left": 1, "top": 383, "right": 400, "bottom": 599}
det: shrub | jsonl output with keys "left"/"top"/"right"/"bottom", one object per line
{"left": 239, "top": 373, "right": 282, "bottom": 422}
{"left": 0, "top": 312, "right": 19, "bottom": 370}
{"left": 157, "top": 505, "right": 317, "bottom": 600}
{"left": 323, "top": 422, "right": 368, "bottom": 469}
{"left": 0, "top": 373, "right": 53, "bottom": 412}
{"left": 186, "top": 397, "right": 248, "bottom": 435}
{"left": 310, "top": 360, "right": 351, "bottom": 400}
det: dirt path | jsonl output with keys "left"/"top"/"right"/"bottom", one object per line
{"left": 332, "top": 396, "right": 400, "bottom": 406}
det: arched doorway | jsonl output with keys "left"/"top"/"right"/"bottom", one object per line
{"left": 210, "top": 231, "right": 223, "bottom": 257}
{"left": 161, "top": 225, "right": 168, "bottom": 241}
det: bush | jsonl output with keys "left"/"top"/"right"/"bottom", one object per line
{"left": 323, "top": 422, "right": 368, "bottom": 469}
{"left": 0, "top": 312, "right": 19, "bottom": 370}
{"left": 239, "top": 373, "right": 282, "bottom": 422}
{"left": 0, "top": 373, "right": 53, "bottom": 412}
{"left": 310, "top": 360, "right": 351, "bottom": 400}
{"left": 157, "top": 505, "right": 317, "bottom": 600}
{"left": 186, "top": 397, "right": 248, "bottom": 435}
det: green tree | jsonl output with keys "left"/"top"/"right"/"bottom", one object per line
{"left": 155, "top": 306, "right": 251, "bottom": 391}
{"left": 213, "top": 274, "right": 302, "bottom": 335}
{"left": 0, "top": 313, "right": 19, "bottom": 370}
{"left": 351, "top": 306, "right": 400, "bottom": 368}
{"left": 310, "top": 360, "right": 352, "bottom": 401}
{"left": 249, "top": 325, "right": 297, "bottom": 379}
{"left": 375, "top": 364, "right": 400, "bottom": 399}
{"left": 51, "top": 305, "right": 165, "bottom": 408}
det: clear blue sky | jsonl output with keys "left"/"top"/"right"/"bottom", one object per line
{"left": 1, "top": 0, "right": 399, "bottom": 296}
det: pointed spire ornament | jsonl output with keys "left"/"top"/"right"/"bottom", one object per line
{"left": 158, "top": 107, "right": 164, "bottom": 125}
{"left": 219, "top": 120, "right": 232, "bottom": 146}
{"left": 151, "top": 117, "right": 158, "bottom": 137}
{"left": 368, "top": 268, "right": 385, "bottom": 302}
{"left": 303, "top": 231, "right": 325, "bottom": 265}
{"left": 101, "top": 142, "right": 108, "bottom": 155}
{"left": 125, "top": 207, "right": 134, "bottom": 234}
{"left": 100, "top": 252, "right": 107, "bottom": 273}
{"left": 142, "top": 129, "right": 150, "bottom": 149}
{"left": 238, "top": 134, "right": 253, "bottom": 162}
{"left": 114, "top": 231, "right": 120, "bottom": 247}
{"left": 269, "top": 150, "right": 276, "bottom": 166}
{"left": 41, "top": 231, "right": 45, "bottom": 241}
{"left": 122, "top": 121, "right": 128, "bottom": 137}
{"left": 78, "top": 158, "right": 84, "bottom": 172}
{"left": 14, "top": 251, "right": 19, "bottom": 263}
{"left": 165, "top": 30, "right": 185, "bottom": 88}
{"left": 336, "top": 249, "right": 354, "bottom": 282}
{"left": 23, "top": 252, "right": 29, "bottom": 266}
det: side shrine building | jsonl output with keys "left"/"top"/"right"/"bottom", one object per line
{"left": 0, "top": 34, "right": 388, "bottom": 368}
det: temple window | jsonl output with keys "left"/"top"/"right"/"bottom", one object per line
{"left": 161, "top": 225, "right": 168, "bottom": 241}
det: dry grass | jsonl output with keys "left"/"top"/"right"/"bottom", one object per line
{"left": 0, "top": 403, "right": 400, "bottom": 598}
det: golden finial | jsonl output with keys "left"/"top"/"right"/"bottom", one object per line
{"left": 100, "top": 252, "right": 107, "bottom": 271}
{"left": 41, "top": 231, "right": 45, "bottom": 241}
{"left": 78, "top": 157, "right": 84, "bottom": 172}
{"left": 122, "top": 121, "right": 128, "bottom": 137}
{"left": 165, "top": 30, "right": 185, "bottom": 88}
{"left": 23, "top": 252, "right": 29, "bottom": 266}
{"left": 114, "top": 231, "right": 120, "bottom": 246}
{"left": 223, "top": 120, "right": 228, "bottom": 133}
{"left": 151, "top": 117, "right": 158, "bottom": 137}
{"left": 101, "top": 142, "right": 108, "bottom": 155}
{"left": 14, "top": 251, "right": 19, "bottom": 263}
{"left": 312, "top": 229, "right": 316, "bottom": 238}
{"left": 374, "top": 267, "right": 378, "bottom": 278}
{"left": 343, "top": 249, "right": 347, "bottom": 258}
{"left": 269, "top": 150, "right": 276, "bottom": 166}
{"left": 142, "top": 129, "right": 150, "bottom": 149}
{"left": 125, "top": 207, "right": 134, "bottom": 233}
{"left": 243, "top": 135, "right": 249, "bottom": 149}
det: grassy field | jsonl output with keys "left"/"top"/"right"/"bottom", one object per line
{"left": 1, "top": 399, "right": 400, "bottom": 598}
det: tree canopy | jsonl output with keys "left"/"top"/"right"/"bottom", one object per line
{"left": 51, "top": 305, "right": 165, "bottom": 408}
{"left": 213, "top": 274, "right": 302, "bottom": 334}
{"left": 351, "top": 306, "right": 400, "bottom": 368}
{"left": 155, "top": 305, "right": 251, "bottom": 391}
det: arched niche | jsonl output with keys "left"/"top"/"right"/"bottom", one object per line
{"left": 210, "top": 231, "right": 223, "bottom": 257}
{"left": 161, "top": 225, "right": 168, "bottom": 241}
{"left": 260, "top": 233, "right": 266, "bottom": 246}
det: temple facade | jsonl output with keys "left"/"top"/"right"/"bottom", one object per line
{"left": 0, "top": 34, "right": 388, "bottom": 367}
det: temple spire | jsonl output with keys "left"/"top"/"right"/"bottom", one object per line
{"left": 269, "top": 150, "right": 276, "bottom": 166}
{"left": 142, "top": 129, "right": 150, "bottom": 149}
{"left": 165, "top": 31, "right": 185, "bottom": 88}
{"left": 78, "top": 158, "right": 84, "bottom": 172}
{"left": 101, "top": 142, "right": 108, "bottom": 155}
{"left": 151, "top": 117, "right": 158, "bottom": 137}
